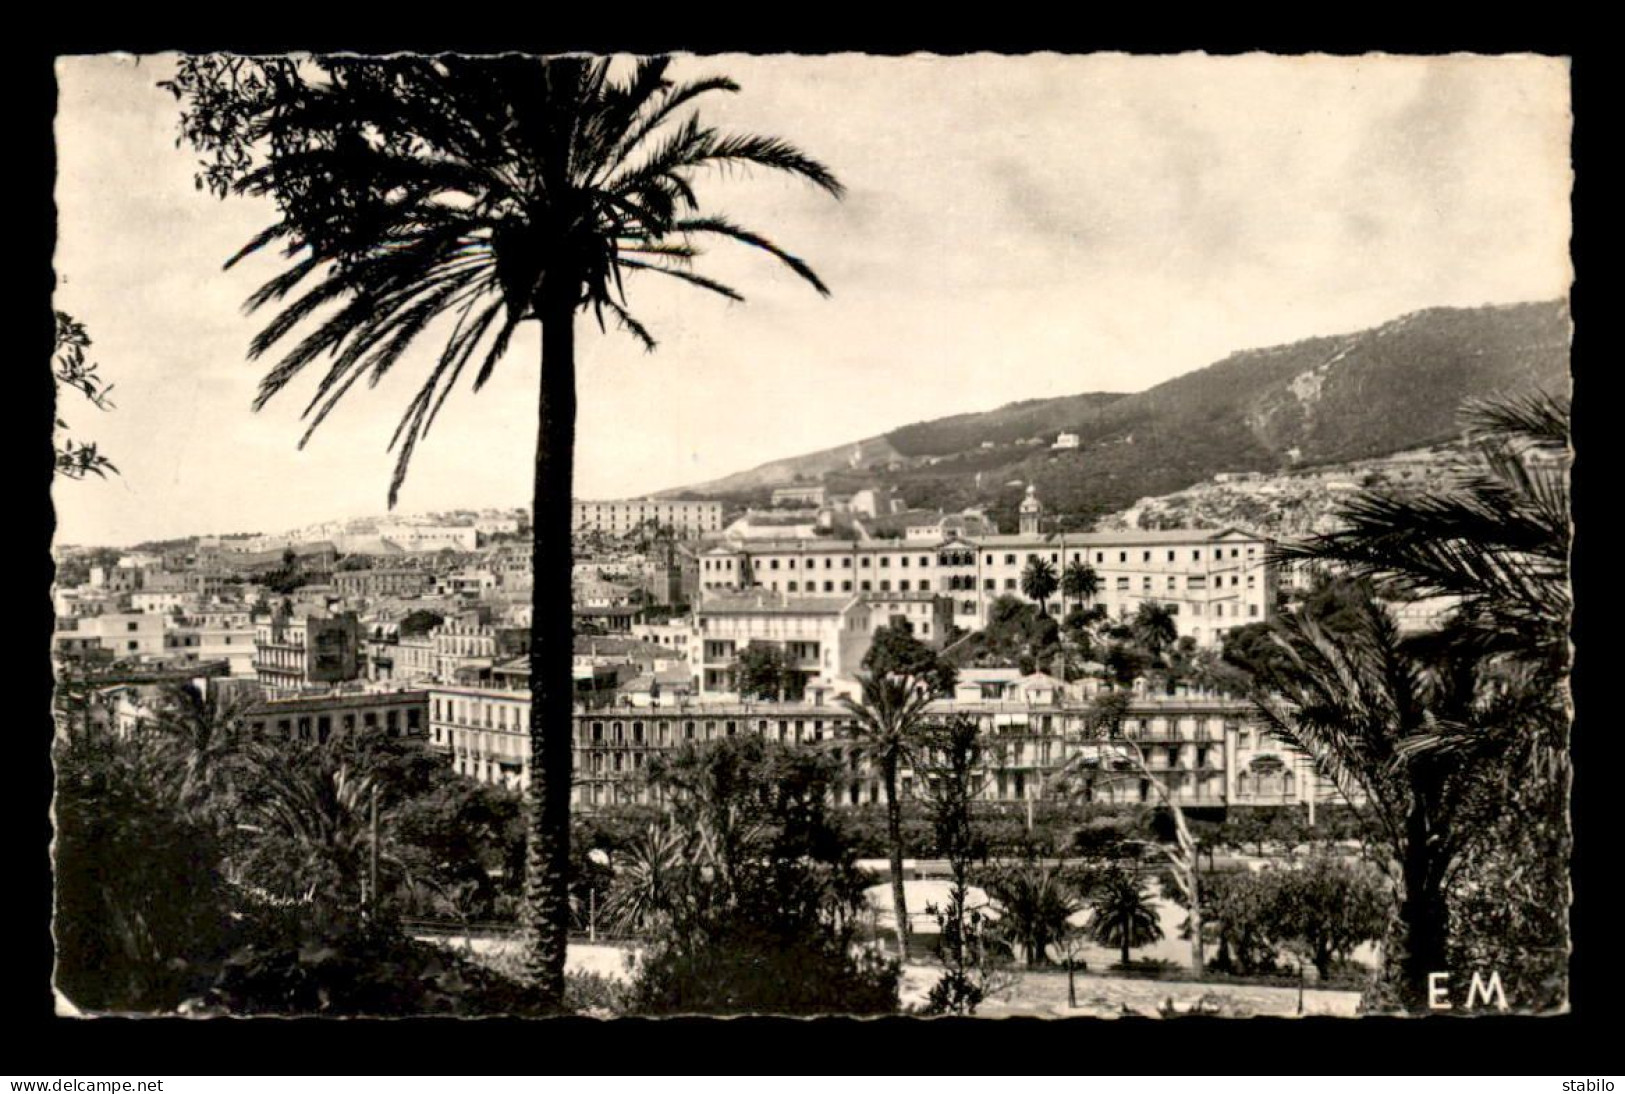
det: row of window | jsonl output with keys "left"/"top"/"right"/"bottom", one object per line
{"left": 250, "top": 705, "right": 422, "bottom": 742}
{"left": 708, "top": 544, "right": 1259, "bottom": 573}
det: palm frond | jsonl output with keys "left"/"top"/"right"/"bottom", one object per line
{"left": 615, "top": 257, "right": 745, "bottom": 302}
{"left": 675, "top": 216, "right": 831, "bottom": 296}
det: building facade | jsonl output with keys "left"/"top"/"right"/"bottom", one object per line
{"left": 572, "top": 498, "right": 724, "bottom": 538}
{"left": 695, "top": 512, "right": 1272, "bottom": 647}
{"left": 693, "top": 592, "right": 874, "bottom": 698}
{"left": 422, "top": 687, "right": 1331, "bottom": 812}
{"left": 244, "top": 689, "right": 428, "bottom": 745}
{"left": 253, "top": 611, "right": 366, "bottom": 697}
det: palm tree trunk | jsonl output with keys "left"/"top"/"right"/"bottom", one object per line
{"left": 1394, "top": 803, "right": 1449, "bottom": 1012}
{"left": 885, "top": 759, "right": 909, "bottom": 960}
{"left": 523, "top": 283, "right": 577, "bottom": 1008}
{"left": 1187, "top": 877, "right": 1204, "bottom": 978}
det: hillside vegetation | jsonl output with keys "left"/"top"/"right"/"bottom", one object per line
{"left": 663, "top": 299, "right": 1570, "bottom": 530}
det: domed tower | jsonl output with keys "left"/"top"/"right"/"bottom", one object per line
{"left": 1019, "top": 484, "right": 1043, "bottom": 536}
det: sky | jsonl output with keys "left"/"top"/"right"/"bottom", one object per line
{"left": 51, "top": 52, "right": 1572, "bottom": 548}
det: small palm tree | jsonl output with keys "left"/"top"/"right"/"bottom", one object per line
{"left": 601, "top": 823, "right": 687, "bottom": 935}
{"left": 840, "top": 672, "right": 935, "bottom": 956}
{"left": 1087, "top": 865, "right": 1165, "bottom": 968}
{"left": 235, "top": 743, "right": 391, "bottom": 920}
{"left": 1021, "top": 556, "right": 1060, "bottom": 616}
{"left": 1131, "top": 600, "right": 1179, "bottom": 663}
{"left": 985, "top": 860, "right": 1087, "bottom": 968}
{"left": 1061, "top": 558, "right": 1101, "bottom": 615}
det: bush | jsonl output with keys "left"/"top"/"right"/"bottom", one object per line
{"left": 563, "top": 969, "right": 632, "bottom": 1016}
{"left": 202, "top": 914, "right": 545, "bottom": 1016}
{"left": 627, "top": 924, "right": 899, "bottom": 1016}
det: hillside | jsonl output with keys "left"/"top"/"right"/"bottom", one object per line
{"left": 1094, "top": 445, "right": 1479, "bottom": 541}
{"left": 661, "top": 299, "right": 1570, "bottom": 527}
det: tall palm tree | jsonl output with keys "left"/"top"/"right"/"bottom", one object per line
{"left": 840, "top": 671, "right": 936, "bottom": 957}
{"left": 1087, "top": 865, "right": 1165, "bottom": 967}
{"left": 1250, "top": 597, "right": 1497, "bottom": 1010}
{"left": 166, "top": 55, "right": 844, "bottom": 1005}
{"left": 1261, "top": 390, "right": 1571, "bottom": 1010}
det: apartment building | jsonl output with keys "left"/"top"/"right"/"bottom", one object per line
{"left": 253, "top": 610, "right": 366, "bottom": 697}
{"left": 165, "top": 614, "right": 257, "bottom": 676}
{"left": 692, "top": 591, "right": 890, "bottom": 698}
{"left": 332, "top": 568, "right": 431, "bottom": 600}
{"left": 67, "top": 612, "right": 168, "bottom": 660}
{"left": 368, "top": 632, "right": 438, "bottom": 685}
{"left": 629, "top": 620, "right": 694, "bottom": 656}
{"left": 131, "top": 590, "right": 189, "bottom": 614}
{"left": 572, "top": 498, "right": 724, "bottom": 538}
{"left": 435, "top": 614, "right": 531, "bottom": 683}
{"left": 423, "top": 687, "right": 1331, "bottom": 812}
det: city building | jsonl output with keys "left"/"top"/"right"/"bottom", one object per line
{"left": 253, "top": 610, "right": 366, "bottom": 697}
{"left": 693, "top": 591, "right": 876, "bottom": 698}
{"left": 65, "top": 612, "right": 167, "bottom": 661}
{"left": 423, "top": 687, "right": 1332, "bottom": 813}
{"left": 333, "top": 568, "right": 431, "bottom": 600}
{"left": 375, "top": 523, "right": 480, "bottom": 553}
{"left": 696, "top": 490, "right": 1272, "bottom": 646}
{"left": 770, "top": 485, "right": 827, "bottom": 507}
{"left": 630, "top": 620, "right": 695, "bottom": 656}
{"left": 572, "top": 497, "right": 724, "bottom": 538}
{"left": 243, "top": 689, "right": 429, "bottom": 745}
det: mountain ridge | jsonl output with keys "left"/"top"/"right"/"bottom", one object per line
{"left": 659, "top": 298, "right": 1570, "bottom": 529}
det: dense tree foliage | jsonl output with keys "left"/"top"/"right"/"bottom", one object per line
{"left": 624, "top": 737, "right": 898, "bottom": 1014}
{"left": 730, "top": 640, "right": 797, "bottom": 701}
{"left": 862, "top": 618, "right": 958, "bottom": 696}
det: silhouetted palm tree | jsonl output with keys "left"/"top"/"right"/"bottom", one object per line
{"left": 1273, "top": 391, "right": 1571, "bottom": 774}
{"left": 165, "top": 54, "right": 843, "bottom": 1004}
{"left": 840, "top": 672, "right": 935, "bottom": 956}
{"left": 1259, "top": 391, "right": 1572, "bottom": 1011}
